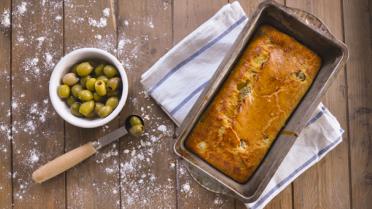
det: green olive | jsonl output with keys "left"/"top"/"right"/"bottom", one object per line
{"left": 129, "top": 115, "right": 143, "bottom": 126}
{"left": 86, "top": 78, "right": 97, "bottom": 91}
{"left": 129, "top": 125, "right": 144, "bottom": 137}
{"left": 126, "top": 116, "right": 144, "bottom": 137}
{"left": 97, "top": 75, "right": 108, "bottom": 84}
{"left": 107, "top": 89, "right": 119, "bottom": 97}
{"left": 71, "top": 65, "right": 78, "bottom": 74}
{"left": 79, "top": 101, "right": 95, "bottom": 117}
{"left": 95, "top": 102, "right": 104, "bottom": 114}
{"left": 76, "top": 62, "right": 93, "bottom": 77}
{"left": 71, "top": 84, "right": 83, "bottom": 98}
{"left": 295, "top": 71, "right": 306, "bottom": 81}
{"left": 66, "top": 96, "right": 77, "bottom": 106}
{"left": 80, "top": 75, "right": 92, "bottom": 88}
{"left": 78, "top": 90, "right": 93, "bottom": 101}
{"left": 85, "top": 111, "right": 96, "bottom": 118}
{"left": 93, "top": 92, "right": 104, "bottom": 102}
{"left": 62, "top": 73, "right": 79, "bottom": 86}
{"left": 95, "top": 80, "right": 107, "bottom": 96}
{"left": 57, "top": 84, "right": 70, "bottom": 99}
{"left": 103, "top": 65, "right": 118, "bottom": 78}
{"left": 97, "top": 105, "right": 113, "bottom": 118}
{"left": 107, "top": 77, "right": 121, "bottom": 91}
{"left": 70, "top": 102, "right": 82, "bottom": 117}
{"left": 106, "top": 96, "right": 119, "bottom": 109}
{"left": 94, "top": 64, "right": 105, "bottom": 76}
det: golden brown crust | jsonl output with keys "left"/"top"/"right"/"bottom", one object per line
{"left": 185, "top": 25, "right": 321, "bottom": 183}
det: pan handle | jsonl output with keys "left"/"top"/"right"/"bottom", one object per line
{"left": 271, "top": 1, "right": 336, "bottom": 40}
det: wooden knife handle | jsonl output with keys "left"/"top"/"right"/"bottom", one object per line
{"left": 32, "top": 142, "right": 97, "bottom": 183}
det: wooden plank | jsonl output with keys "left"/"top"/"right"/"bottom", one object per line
{"left": 63, "top": 1, "right": 120, "bottom": 209}
{"left": 173, "top": 0, "right": 228, "bottom": 43}
{"left": 172, "top": 1, "right": 237, "bottom": 208}
{"left": 116, "top": 0, "right": 177, "bottom": 208}
{"left": 235, "top": 188, "right": 293, "bottom": 209}
{"left": 234, "top": 1, "right": 293, "bottom": 209}
{"left": 0, "top": 1, "right": 12, "bottom": 208}
{"left": 343, "top": 0, "right": 372, "bottom": 208}
{"left": 286, "top": 1, "right": 351, "bottom": 209}
{"left": 11, "top": 1, "right": 65, "bottom": 208}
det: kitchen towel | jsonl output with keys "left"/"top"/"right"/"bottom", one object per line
{"left": 140, "top": 2, "right": 344, "bottom": 209}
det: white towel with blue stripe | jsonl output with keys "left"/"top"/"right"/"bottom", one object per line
{"left": 141, "top": 2, "right": 344, "bottom": 208}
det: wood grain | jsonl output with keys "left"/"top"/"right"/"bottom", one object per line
{"left": 0, "top": 1, "right": 370, "bottom": 209}
{"left": 286, "top": 0, "right": 351, "bottom": 209}
{"left": 235, "top": 187, "right": 293, "bottom": 209}
{"left": 116, "top": 0, "right": 177, "bottom": 208}
{"left": 63, "top": 0, "right": 120, "bottom": 209}
{"left": 343, "top": 0, "right": 372, "bottom": 208}
{"left": 173, "top": 0, "right": 227, "bottom": 43}
{"left": 11, "top": 0, "right": 65, "bottom": 208}
{"left": 0, "top": 1, "right": 12, "bottom": 208}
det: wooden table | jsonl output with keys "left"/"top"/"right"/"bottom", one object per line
{"left": 0, "top": 0, "right": 370, "bottom": 208}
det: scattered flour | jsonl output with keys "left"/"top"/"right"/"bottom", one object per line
{"left": 88, "top": 8, "right": 110, "bottom": 28}
{"left": 148, "top": 20, "right": 154, "bottom": 28}
{"left": 117, "top": 35, "right": 144, "bottom": 70}
{"left": 88, "top": 17, "right": 107, "bottom": 28}
{"left": 102, "top": 8, "right": 110, "bottom": 17}
{"left": 157, "top": 124, "right": 167, "bottom": 132}
{"left": 44, "top": 52, "right": 55, "bottom": 68}
{"left": 23, "top": 57, "right": 40, "bottom": 80}
{"left": 55, "top": 15, "right": 62, "bottom": 21}
{"left": 181, "top": 182, "right": 191, "bottom": 193}
{"left": 163, "top": 1, "right": 169, "bottom": 10}
{"left": 0, "top": 119, "right": 12, "bottom": 155}
{"left": 11, "top": 99, "right": 50, "bottom": 136}
{"left": 26, "top": 149, "right": 40, "bottom": 165}
{"left": 17, "top": 35, "right": 25, "bottom": 43}
{"left": 1, "top": 9, "right": 10, "bottom": 28}
{"left": 36, "top": 36, "right": 46, "bottom": 47}
{"left": 105, "top": 167, "right": 115, "bottom": 174}
{"left": 16, "top": 2, "right": 28, "bottom": 15}
{"left": 95, "top": 144, "right": 119, "bottom": 164}
{"left": 214, "top": 196, "right": 224, "bottom": 205}
{"left": 169, "top": 162, "right": 175, "bottom": 169}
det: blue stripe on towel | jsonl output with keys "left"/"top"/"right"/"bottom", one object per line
{"left": 306, "top": 110, "right": 324, "bottom": 126}
{"left": 170, "top": 81, "right": 209, "bottom": 115}
{"left": 251, "top": 136, "right": 343, "bottom": 209}
{"left": 148, "top": 16, "right": 247, "bottom": 94}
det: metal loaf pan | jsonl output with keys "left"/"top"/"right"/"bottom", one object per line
{"left": 174, "top": 0, "right": 348, "bottom": 203}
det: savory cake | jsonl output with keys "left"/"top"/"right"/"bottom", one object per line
{"left": 185, "top": 25, "right": 321, "bottom": 183}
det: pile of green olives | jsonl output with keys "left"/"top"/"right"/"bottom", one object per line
{"left": 126, "top": 115, "right": 145, "bottom": 137}
{"left": 57, "top": 61, "right": 122, "bottom": 119}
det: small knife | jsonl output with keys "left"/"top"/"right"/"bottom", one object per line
{"left": 32, "top": 115, "right": 144, "bottom": 184}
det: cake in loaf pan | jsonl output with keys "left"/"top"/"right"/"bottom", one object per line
{"left": 186, "top": 25, "right": 322, "bottom": 183}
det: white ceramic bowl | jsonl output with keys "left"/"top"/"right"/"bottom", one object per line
{"left": 49, "top": 48, "right": 129, "bottom": 128}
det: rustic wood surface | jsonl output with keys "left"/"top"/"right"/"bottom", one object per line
{"left": 286, "top": 1, "right": 351, "bottom": 209}
{"left": 0, "top": 1, "right": 12, "bottom": 209}
{"left": 0, "top": 0, "right": 370, "bottom": 209}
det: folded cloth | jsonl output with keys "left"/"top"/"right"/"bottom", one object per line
{"left": 141, "top": 2, "right": 344, "bottom": 208}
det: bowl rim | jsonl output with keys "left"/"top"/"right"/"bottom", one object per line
{"left": 49, "top": 48, "right": 129, "bottom": 128}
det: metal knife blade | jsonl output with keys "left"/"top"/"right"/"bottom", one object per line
{"left": 92, "top": 126, "right": 128, "bottom": 150}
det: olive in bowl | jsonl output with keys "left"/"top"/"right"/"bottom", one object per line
{"left": 50, "top": 48, "right": 128, "bottom": 128}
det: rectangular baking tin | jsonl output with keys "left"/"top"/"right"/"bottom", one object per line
{"left": 174, "top": 0, "right": 348, "bottom": 203}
